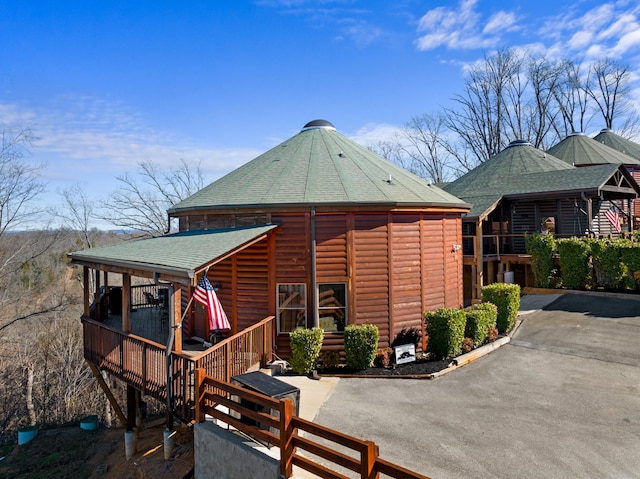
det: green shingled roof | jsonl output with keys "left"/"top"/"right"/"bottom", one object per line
{"left": 547, "top": 132, "right": 640, "bottom": 166}
{"left": 68, "top": 225, "right": 278, "bottom": 279}
{"left": 444, "top": 140, "right": 572, "bottom": 198}
{"left": 593, "top": 129, "right": 640, "bottom": 161}
{"left": 169, "top": 120, "right": 469, "bottom": 214}
{"left": 444, "top": 140, "right": 637, "bottom": 219}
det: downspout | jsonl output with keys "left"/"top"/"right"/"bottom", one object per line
{"left": 582, "top": 192, "right": 593, "bottom": 234}
{"left": 310, "top": 206, "right": 318, "bottom": 328}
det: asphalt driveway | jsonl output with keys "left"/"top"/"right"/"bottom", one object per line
{"left": 312, "top": 293, "right": 640, "bottom": 479}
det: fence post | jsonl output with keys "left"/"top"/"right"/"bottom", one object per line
{"left": 362, "top": 441, "right": 379, "bottom": 479}
{"left": 279, "top": 398, "right": 295, "bottom": 478}
{"left": 194, "top": 368, "right": 205, "bottom": 423}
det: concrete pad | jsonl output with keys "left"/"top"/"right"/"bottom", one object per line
{"left": 277, "top": 375, "right": 340, "bottom": 421}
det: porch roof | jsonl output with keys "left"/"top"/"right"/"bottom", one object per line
{"left": 68, "top": 224, "right": 279, "bottom": 282}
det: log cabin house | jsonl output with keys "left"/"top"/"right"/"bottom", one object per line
{"left": 68, "top": 119, "right": 470, "bottom": 427}
{"left": 443, "top": 136, "right": 640, "bottom": 303}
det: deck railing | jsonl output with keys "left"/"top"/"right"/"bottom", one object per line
{"left": 82, "top": 315, "right": 276, "bottom": 422}
{"left": 195, "top": 373, "right": 432, "bottom": 479}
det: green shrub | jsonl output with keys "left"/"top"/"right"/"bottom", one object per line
{"left": 344, "top": 324, "right": 379, "bottom": 370}
{"left": 481, "top": 283, "right": 520, "bottom": 333}
{"left": 619, "top": 240, "right": 640, "bottom": 290}
{"left": 525, "top": 233, "right": 556, "bottom": 288}
{"left": 591, "top": 239, "right": 624, "bottom": 289}
{"left": 556, "top": 237, "right": 592, "bottom": 290}
{"left": 424, "top": 308, "right": 466, "bottom": 359}
{"left": 289, "top": 327, "right": 323, "bottom": 374}
{"left": 464, "top": 302, "right": 498, "bottom": 347}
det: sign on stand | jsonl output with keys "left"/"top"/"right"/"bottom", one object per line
{"left": 394, "top": 344, "right": 416, "bottom": 365}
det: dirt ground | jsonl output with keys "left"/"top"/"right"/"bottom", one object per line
{"left": 0, "top": 416, "right": 194, "bottom": 479}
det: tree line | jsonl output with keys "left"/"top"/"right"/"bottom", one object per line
{"left": 369, "top": 49, "right": 638, "bottom": 183}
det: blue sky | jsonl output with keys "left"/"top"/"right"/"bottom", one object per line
{"left": 2, "top": 0, "right": 640, "bottom": 227}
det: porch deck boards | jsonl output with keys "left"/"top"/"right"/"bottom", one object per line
{"left": 102, "top": 305, "right": 207, "bottom": 355}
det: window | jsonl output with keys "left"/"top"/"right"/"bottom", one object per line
{"left": 318, "top": 283, "right": 347, "bottom": 332}
{"left": 277, "top": 284, "right": 306, "bottom": 333}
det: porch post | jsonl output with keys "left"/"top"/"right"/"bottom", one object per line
{"left": 122, "top": 273, "right": 131, "bottom": 333}
{"left": 83, "top": 267, "right": 90, "bottom": 317}
{"left": 172, "top": 283, "right": 182, "bottom": 354}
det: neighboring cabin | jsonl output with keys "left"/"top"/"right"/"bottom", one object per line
{"left": 444, "top": 133, "right": 640, "bottom": 302}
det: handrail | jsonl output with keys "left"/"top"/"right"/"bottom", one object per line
{"left": 82, "top": 314, "right": 276, "bottom": 422}
{"left": 196, "top": 373, "right": 432, "bottom": 479}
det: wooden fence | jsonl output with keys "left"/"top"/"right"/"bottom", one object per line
{"left": 195, "top": 373, "right": 432, "bottom": 479}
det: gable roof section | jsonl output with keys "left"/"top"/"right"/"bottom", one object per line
{"left": 547, "top": 132, "right": 640, "bottom": 166}
{"left": 169, "top": 120, "right": 469, "bottom": 214}
{"left": 68, "top": 224, "right": 278, "bottom": 281}
{"left": 593, "top": 129, "right": 640, "bottom": 160}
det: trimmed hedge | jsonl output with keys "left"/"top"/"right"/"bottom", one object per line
{"left": 591, "top": 239, "right": 624, "bottom": 289}
{"left": 344, "top": 324, "right": 379, "bottom": 370}
{"left": 619, "top": 241, "right": 640, "bottom": 290}
{"left": 481, "top": 283, "right": 520, "bottom": 333}
{"left": 289, "top": 327, "right": 323, "bottom": 374}
{"left": 556, "top": 237, "right": 592, "bottom": 290}
{"left": 424, "top": 308, "right": 466, "bottom": 359}
{"left": 464, "top": 302, "right": 498, "bottom": 348}
{"left": 525, "top": 233, "right": 556, "bottom": 288}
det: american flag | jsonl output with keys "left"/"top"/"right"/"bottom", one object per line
{"left": 193, "top": 275, "right": 230, "bottom": 331}
{"left": 604, "top": 207, "right": 621, "bottom": 233}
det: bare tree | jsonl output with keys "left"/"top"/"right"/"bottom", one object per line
{"left": 100, "top": 158, "right": 205, "bottom": 236}
{"left": 585, "top": 58, "right": 631, "bottom": 130}
{"left": 398, "top": 113, "right": 454, "bottom": 183}
{"left": 0, "top": 126, "right": 43, "bottom": 235}
{"left": 445, "top": 48, "right": 524, "bottom": 167}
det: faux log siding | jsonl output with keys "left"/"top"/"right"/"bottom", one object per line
{"left": 353, "top": 214, "right": 390, "bottom": 345}
{"left": 234, "top": 243, "right": 270, "bottom": 332}
{"left": 443, "top": 215, "right": 463, "bottom": 308}
{"left": 390, "top": 217, "right": 423, "bottom": 339}
{"left": 272, "top": 214, "right": 309, "bottom": 283}
{"left": 422, "top": 216, "right": 446, "bottom": 311}
{"left": 315, "top": 215, "right": 348, "bottom": 282}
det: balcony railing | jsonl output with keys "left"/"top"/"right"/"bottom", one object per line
{"left": 82, "top": 315, "right": 275, "bottom": 423}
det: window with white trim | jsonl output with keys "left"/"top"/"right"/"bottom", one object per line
{"left": 277, "top": 284, "right": 306, "bottom": 333}
{"left": 318, "top": 283, "right": 347, "bottom": 332}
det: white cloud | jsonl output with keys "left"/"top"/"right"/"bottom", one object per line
{"left": 0, "top": 98, "right": 262, "bottom": 204}
{"left": 415, "top": 0, "right": 516, "bottom": 51}
{"left": 347, "top": 122, "right": 402, "bottom": 146}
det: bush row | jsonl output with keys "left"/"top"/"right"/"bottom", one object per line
{"left": 526, "top": 234, "right": 640, "bottom": 291}
{"left": 424, "top": 283, "right": 520, "bottom": 359}
{"left": 289, "top": 323, "right": 380, "bottom": 373}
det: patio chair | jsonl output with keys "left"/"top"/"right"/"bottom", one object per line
{"left": 143, "top": 291, "right": 162, "bottom": 307}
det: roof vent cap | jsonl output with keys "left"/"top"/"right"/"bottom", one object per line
{"left": 302, "top": 119, "right": 336, "bottom": 131}
{"left": 506, "top": 139, "right": 531, "bottom": 148}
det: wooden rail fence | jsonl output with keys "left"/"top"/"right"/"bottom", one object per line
{"left": 195, "top": 372, "right": 432, "bottom": 479}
